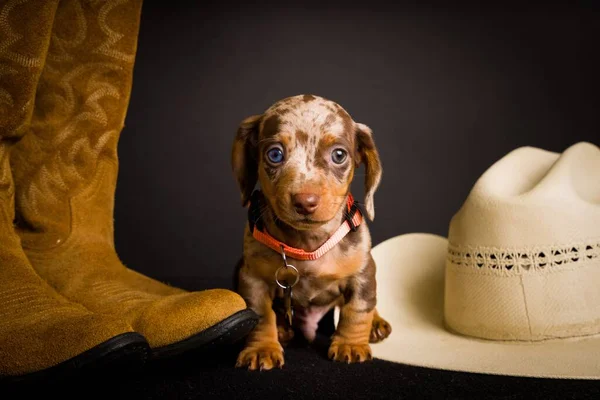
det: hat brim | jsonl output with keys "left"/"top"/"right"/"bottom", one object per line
{"left": 334, "top": 233, "right": 600, "bottom": 379}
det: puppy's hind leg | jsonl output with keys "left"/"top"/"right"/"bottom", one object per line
{"left": 369, "top": 308, "right": 392, "bottom": 343}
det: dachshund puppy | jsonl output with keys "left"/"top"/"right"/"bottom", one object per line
{"left": 231, "top": 94, "right": 391, "bottom": 370}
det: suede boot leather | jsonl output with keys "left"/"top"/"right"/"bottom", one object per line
{"left": 0, "top": 0, "right": 148, "bottom": 378}
{"left": 10, "top": 0, "right": 256, "bottom": 354}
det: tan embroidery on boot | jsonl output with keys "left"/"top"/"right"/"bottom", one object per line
{"left": 47, "top": 0, "right": 87, "bottom": 63}
{"left": 0, "top": 0, "right": 44, "bottom": 68}
{"left": 0, "top": 284, "right": 73, "bottom": 324}
{"left": 94, "top": 0, "right": 136, "bottom": 63}
{"left": 90, "top": 281, "right": 161, "bottom": 305}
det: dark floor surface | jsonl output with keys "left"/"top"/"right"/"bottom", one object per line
{"left": 2, "top": 278, "right": 599, "bottom": 400}
{"left": 3, "top": 326, "right": 599, "bottom": 400}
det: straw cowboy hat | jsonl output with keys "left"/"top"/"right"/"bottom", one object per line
{"left": 335, "top": 141, "right": 600, "bottom": 379}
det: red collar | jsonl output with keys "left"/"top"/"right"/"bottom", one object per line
{"left": 248, "top": 191, "right": 362, "bottom": 261}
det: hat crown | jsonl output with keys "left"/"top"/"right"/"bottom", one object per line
{"left": 449, "top": 142, "right": 600, "bottom": 249}
{"left": 444, "top": 142, "right": 600, "bottom": 341}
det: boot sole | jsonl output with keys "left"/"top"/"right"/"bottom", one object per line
{"left": 151, "top": 309, "right": 259, "bottom": 359}
{"left": 0, "top": 332, "right": 149, "bottom": 385}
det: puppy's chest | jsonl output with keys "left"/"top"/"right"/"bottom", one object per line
{"left": 282, "top": 275, "right": 341, "bottom": 308}
{"left": 276, "top": 249, "right": 363, "bottom": 308}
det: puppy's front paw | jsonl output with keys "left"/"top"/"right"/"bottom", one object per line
{"left": 328, "top": 338, "right": 372, "bottom": 363}
{"left": 236, "top": 342, "right": 284, "bottom": 371}
{"left": 370, "top": 314, "right": 392, "bottom": 343}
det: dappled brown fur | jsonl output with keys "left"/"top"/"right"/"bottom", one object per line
{"left": 232, "top": 95, "right": 390, "bottom": 370}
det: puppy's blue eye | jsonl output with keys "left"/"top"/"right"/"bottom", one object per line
{"left": 266, "top": 147, "right": 284, "bottom": 164}
{"left": 331, "top": 148, "right": 347, "bottom": 164}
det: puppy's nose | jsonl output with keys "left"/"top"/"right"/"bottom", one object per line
{"left": 292, "top": 193, "right": 320, "bottom": 215}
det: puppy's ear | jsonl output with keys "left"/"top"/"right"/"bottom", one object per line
{"left": 355, "top": 123, "right": 382, "bottom": 220}
{"left": 232, "top": 114, "right": 262, "bottom": 207}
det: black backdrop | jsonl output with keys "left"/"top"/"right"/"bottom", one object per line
{"left": 114, "top": 2, "right": 599, "bottom": 290}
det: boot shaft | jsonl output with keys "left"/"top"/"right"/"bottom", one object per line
{"left": 0, "top": 0, "right": 59, "bottom": 140}
{"left": 10, "top": 0, "right": 144, "bottom": 249}
{"left": 0, "top": 0, "right": 60, "bottom": 240}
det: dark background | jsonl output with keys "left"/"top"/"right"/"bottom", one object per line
{"left": 114, "top": 2, "right": 599, "bottom": 290}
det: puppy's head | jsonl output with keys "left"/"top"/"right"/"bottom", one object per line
{"left": 232, "top": 94, "right": 382, "bottom": 230}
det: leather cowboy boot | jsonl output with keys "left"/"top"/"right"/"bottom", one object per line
{"left": 0, "top": 0, "right": 149, "bottom": 380}
{"left": 10, "top": 0, "right": 257, "bottom": 358}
